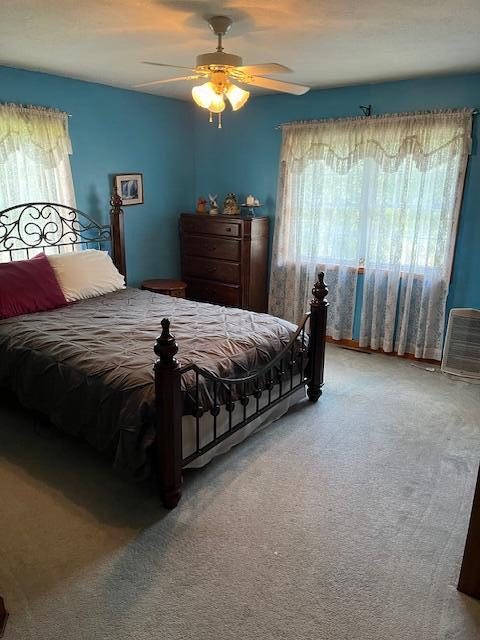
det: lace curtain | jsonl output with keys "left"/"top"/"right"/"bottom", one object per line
{"left": 0, "top": 104, "right": 75, "bottom": 261}
{"left": 269, "top": 157, "right": 362, "bottom": 338}
{"left": 269, "top": 109, "right": 472, "bottom": 359}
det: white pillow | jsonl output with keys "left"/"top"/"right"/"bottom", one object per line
{"left": 47, "top": 249, "right": 125, "bottom": 302}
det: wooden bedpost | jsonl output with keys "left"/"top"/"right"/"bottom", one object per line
{"left": 110, "top": 183, "right": 127, "bottom": 280}
{"left": 458, "top": 462, "right": 480, "bottom": 599}
{"left": 307, "top": 272, "right": 328, "bottom": 402}
{"left": 154, "top": 319, "right": 183, "bottom": 509}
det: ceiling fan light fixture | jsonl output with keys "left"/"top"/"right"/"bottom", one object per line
{"left": 207, "top": 92, "right": 226, "bottom": 113}
{"left": 192, "top": 82, "right": 225, "bottom": 112}
{"left": 192, "top": 82, "right": 215, "bottom": 109}
{"left": 226, "top": 82, "right": 250, "bottom": 111}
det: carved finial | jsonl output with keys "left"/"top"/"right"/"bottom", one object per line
{"left": 310, "top": 272, "right": 328, "bottom": 307}
{"left": 110, "top": 182, "right": 123, "bottom": 217}
{"left": 154, "top": 318, "right": 179, "bottom": 369}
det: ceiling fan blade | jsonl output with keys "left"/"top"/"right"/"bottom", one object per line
{"left": 244, "top": 76, "right": 310, "bottom": 95}
{"left": 142, "top": 62, "right": 198, "bottom": 72}
{"left": 134, "top": 75, "right": 201, "bottom": 88}
{"left": 235, "top": 63, "right": 292, "bottom": 76}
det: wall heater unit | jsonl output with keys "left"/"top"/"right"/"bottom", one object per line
{"left": 442, "top": 308, "right": 480, "bottom": 379}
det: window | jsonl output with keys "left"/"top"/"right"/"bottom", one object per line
{"left": 270, "top": 110, "right": 472, "bottom": 360}
{"left": 288, "top": 146, "right": 463, "bottom": 273}
{"left": 0, "top": 104, "right": 75, "bottom": 262}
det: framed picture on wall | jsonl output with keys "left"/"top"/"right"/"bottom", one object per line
{"left": 115, "top": 173, "right": 144, "bottom": 206}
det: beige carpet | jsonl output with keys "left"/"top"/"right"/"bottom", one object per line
{"left": 0, "top": 344, "right": 479, "bottom": 640}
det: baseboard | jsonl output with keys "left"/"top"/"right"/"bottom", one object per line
{"left": 325, "top": 337, "right": 441, "bottom": 365}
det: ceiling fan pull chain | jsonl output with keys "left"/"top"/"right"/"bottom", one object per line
{"left": 218, "top": 112, "right": 222, "bottom": 129}
{"left": 209, "top": 111, "right": 213, "bottom": 124}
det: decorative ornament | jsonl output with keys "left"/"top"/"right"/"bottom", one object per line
{"left": 196, "top": 197, "right": 207, "bottom": 213}
{"left": 208, "top": 194, "right": 219, "bottom": 215}
{"left": 241, "top": 194, "right": 262, "bottom": 216}
{"left": 223, "top": 192, "right": 240, "bottom": 216}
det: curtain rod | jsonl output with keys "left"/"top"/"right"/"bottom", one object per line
{"left": 0, "top": 102, "right": 72, "bottom": 117}
{"left": 275, "top": 106, "right": 478, "bottom": 130}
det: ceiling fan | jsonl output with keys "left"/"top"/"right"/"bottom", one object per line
{"left": 135, "top": 15, "right": 310, "bottom": 128}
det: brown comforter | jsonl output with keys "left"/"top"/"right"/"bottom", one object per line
{"left": 0, "top": 288, "right": 297, "bottom": 478}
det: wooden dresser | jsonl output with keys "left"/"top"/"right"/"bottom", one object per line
{"left": 180, "top": 213, "right": 269, "bottom": 312}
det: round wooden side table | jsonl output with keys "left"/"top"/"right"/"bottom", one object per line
{"left": 141, "top": 279, "right": 187, "bottom": 298}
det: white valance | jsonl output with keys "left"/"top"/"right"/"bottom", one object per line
{"left": 280, "top": 109, "right": 473, "bottom": 173}
{"left": 0, "top": 103, "right": 72, "bottom": 169}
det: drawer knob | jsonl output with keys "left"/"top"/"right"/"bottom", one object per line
{"left": 226, "top": 227, "right": 231, "bottom": 232}
{"left": 206, "top": 266, "right": 217, "bottom": 273}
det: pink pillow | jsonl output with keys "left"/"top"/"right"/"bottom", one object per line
{"left": 0, "top": 253, "right": 68, "bottom": 319}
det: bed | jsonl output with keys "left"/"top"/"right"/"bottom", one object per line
{"left": 0, "top": 191, "right": 328, "bottom": 508}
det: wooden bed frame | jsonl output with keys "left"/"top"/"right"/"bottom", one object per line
{"left": 0, "top": 190, "right": 328, "bottom": 508}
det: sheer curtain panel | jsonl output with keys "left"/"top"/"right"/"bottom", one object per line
{"left": 269, "top": 110, "right": 472, "bottom": 359}
{"left": 269, "top": 154, "right": 362, "bottom": 338}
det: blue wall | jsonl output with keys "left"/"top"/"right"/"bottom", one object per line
{"left": 0, "top": 66, "right": 195, "bottom": 286}
{"left": 194, "top": 73, "right": 480, "bottom": 338}
{"left": 2, "top": 67, "right": 479, "bottom": 332}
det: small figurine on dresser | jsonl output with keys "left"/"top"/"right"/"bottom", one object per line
{"left": 246, "top": 194, "right": 260, "bottom": 207}
{"left": 242, "top": 194, "right": 262, "bottom": 216}
{"left": 196, "top": 196, "right": 207, "bottom": 213}
{"left": 208, "top": 194, "right": 219, "bottom": 215}
{"left": 223, "top": 192, "right": 240, "bottom": 215}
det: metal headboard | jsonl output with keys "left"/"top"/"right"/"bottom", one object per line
{"left": 0, "top": 202, "right": 112, "bottom": 260}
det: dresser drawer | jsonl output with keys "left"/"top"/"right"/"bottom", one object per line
{"left": 182, "top": 235, "right": 241, "bottom": 261}
{"left": 181, "top": 217, "right": 241, "bottom": 238}
{"left": 185, "top": 277, "right": 241, "bottom": 307}
{"left": 182, "top": 256, "right": 241, "bottom": 284}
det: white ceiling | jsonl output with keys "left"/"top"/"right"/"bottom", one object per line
{"left": 1, "top": 0, "right": 480, "bottom": 100}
